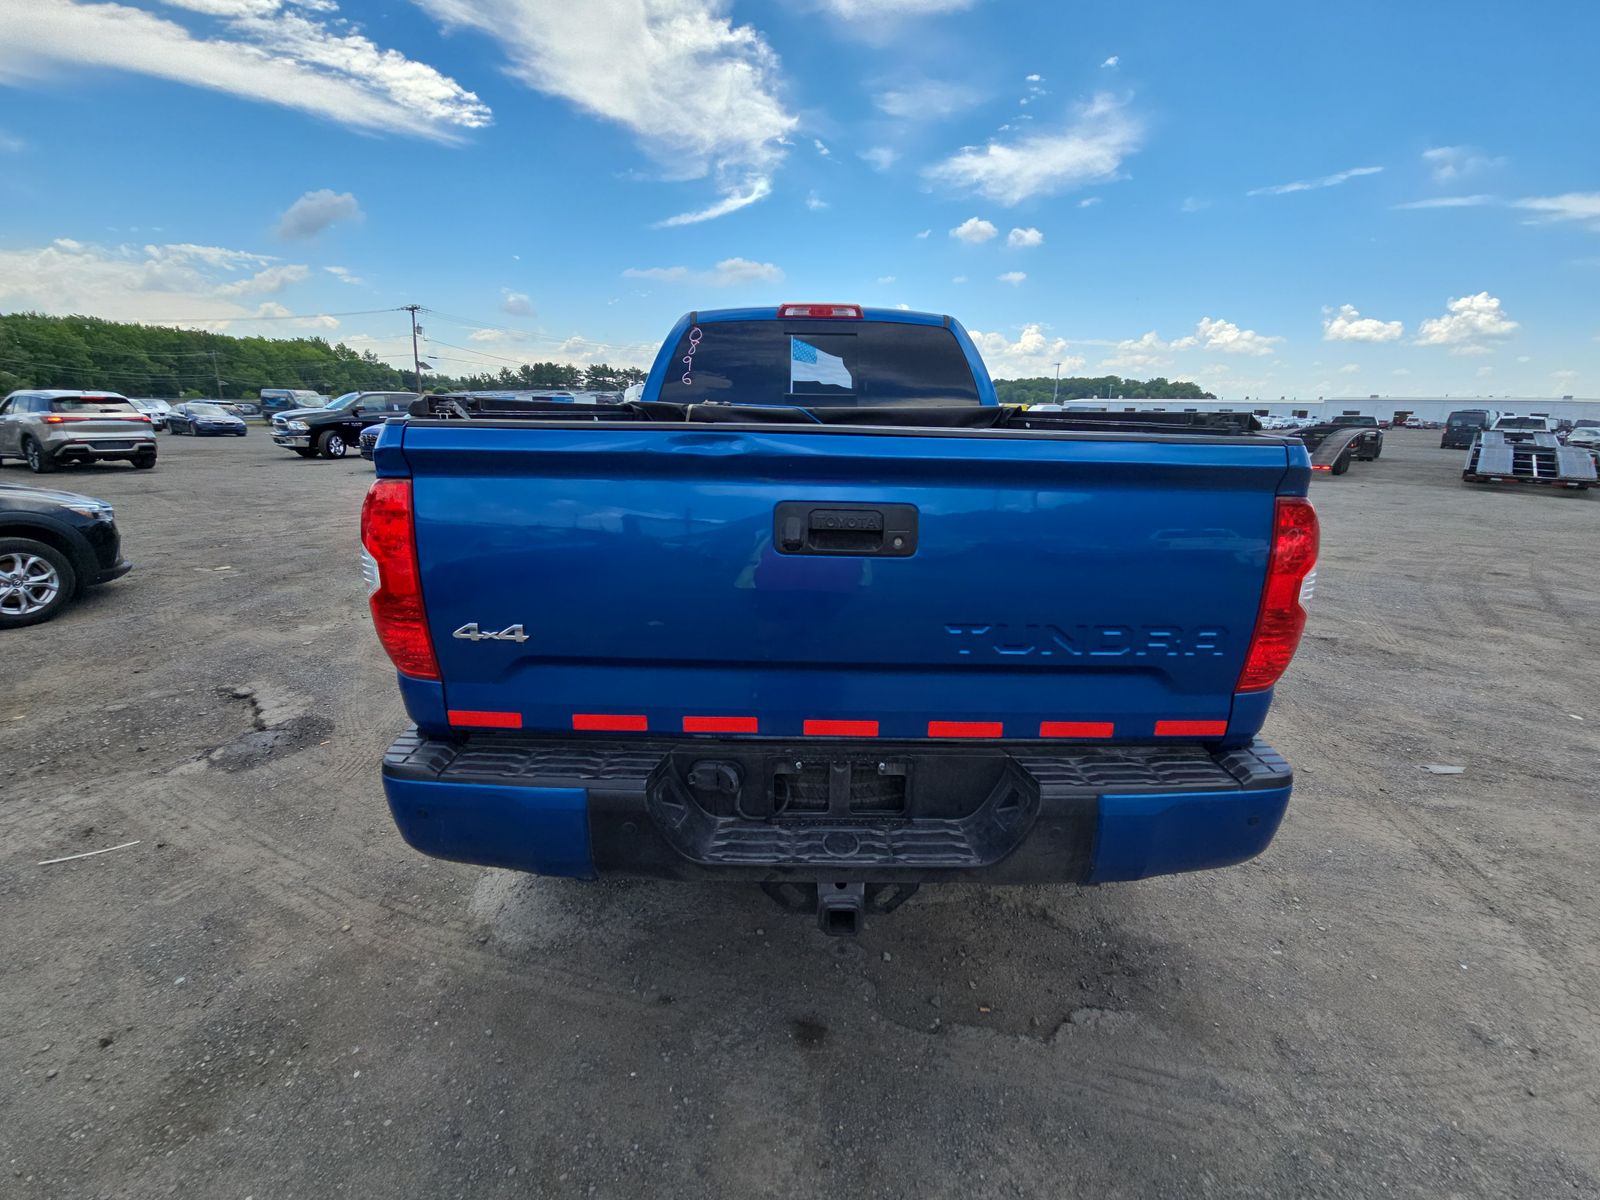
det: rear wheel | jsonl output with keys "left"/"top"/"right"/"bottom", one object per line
{"left": 319, "top": 431, "right": 348, "bottom": 459}
{"left": 24, "top": 437, "right": 57, "bottom": 474}
{"left": 132, "top": 452, "right": 157, "bottom": 470}
{"left": 0, "top": 538, "right": 76, "bottom": 628}
{"left": 1330, "top": 450, "right": 1351, "bottom": 475}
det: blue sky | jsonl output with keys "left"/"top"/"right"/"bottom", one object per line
{"left": 1, "top": 0, "right": 1597, "bottom": 397}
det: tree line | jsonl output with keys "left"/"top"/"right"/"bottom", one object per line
{"left": 994, "top": 375, "right": 1215, "bottom": 404}
{"left": 0, "top": 311, "right": 645, "bottom": 399}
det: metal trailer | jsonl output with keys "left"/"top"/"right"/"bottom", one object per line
{"left": 1463, "top": 430, "right": 1597, "bottom": 489}
{"left": 1298, "top": 424, "right": 1376, "bottom": 475}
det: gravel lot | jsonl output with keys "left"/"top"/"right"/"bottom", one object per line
{"left": 2, "top": 429, "right": 1597, "bottom": 1199}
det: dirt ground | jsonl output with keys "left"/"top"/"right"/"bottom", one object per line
{"left": 2, "top": 428, "right": 1597, "bottom": 1199}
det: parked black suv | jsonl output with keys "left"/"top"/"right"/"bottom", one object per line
{"left": 0, "top": 481, "right": 131, "bottom": 627}
{"left": 271, "top": 391, "right": 418, "bottom": 459}
{"left": 1441, "top": 409, "right": 1496, "bottom": 449}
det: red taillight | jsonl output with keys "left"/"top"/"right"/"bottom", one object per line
{"left": 1236, "top": 496, "right": 1319, "bottom": 692}
{"left": 778, "top": 303, "right": 863, "bottom": 319}
{"left": 360, "top": 479, "right": 439, "bottom": 680}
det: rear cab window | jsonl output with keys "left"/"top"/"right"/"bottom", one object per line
{"left": 50, "top": 396, "right": 138, "bottom": 414}
{"left": 657, "top": 320, "right": 981, "bottom": 407}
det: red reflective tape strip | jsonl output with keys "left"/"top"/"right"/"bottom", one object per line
{"left": 1039, "top": 721, "right": 1114, "bottom": 739}
{"left": 927, "top": 721, "right": 1003, "bottom": 738}
{"left": 572, "top": 713, "right": 648, "bottom": 732}
{"left": 447, "top": 709, "right": 522, "bottom": 729}
{"left": 683, "top": 716, "right": 759, "bottom": 734}
{"left": 1154, "top": 720, "right": 1227, "bottom": 737}
{"left": 803, "top": 719, "right": 879, "bottom": 737}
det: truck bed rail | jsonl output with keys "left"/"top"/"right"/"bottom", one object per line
{"left": 409, "top": 393, "right": 1264, "bottom": 437}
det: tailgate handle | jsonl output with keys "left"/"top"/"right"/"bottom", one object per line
{"left": 775, "top": 502, "right": 918, "bottom": 556}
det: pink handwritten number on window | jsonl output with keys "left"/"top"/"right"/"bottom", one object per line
{"left": 681, "top": 327, "right": 703, "bottom": 386}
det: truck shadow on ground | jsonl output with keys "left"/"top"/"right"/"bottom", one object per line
{"left": 464, "top": 869, "right": 1200, "bottom": 1043}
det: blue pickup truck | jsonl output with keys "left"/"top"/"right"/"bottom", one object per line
{"left": 361, "top": 304, "right": 1318, "bottom": 933}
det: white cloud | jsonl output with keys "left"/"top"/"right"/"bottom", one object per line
{"left": 622, "top": 257, "right": 783, "bottom": 286}
{"left": 926, "top": 93, "right": 1143, "bottom": 205}
{"left": 1422, "top": 145, "right": 1503, "bottom": 183}
{"left": 500, "top": 289, "right": 533, "bottom": 316}
{"left": 274, "top": 188, "right": 362, "bottom": 239}
{"left": 805, "top": 190, "right": 828, "bottom": 211}
{"left": 1475, "top": 365, "right": 1494, "bottom": 379}
{"left": 1100, "top": 55, "right": 1119, "bottom": 67}
{"left": 873, "top": 79, "right": 983, "bottom": 120}
{"left": 1101, "top": 330, "right": 1167, "bottom": 371}
{"left": 1172, "top": 317, "right": 1283, "bottom": 356}
{"left": 914, "top": 228, "right": 931, "bottom": 239}
{"left": 859, "top": 146, "right": 898, "bottom": 171}
{"left": 417, "top": 0, "right": 795, "bottom": 224}
{"left": 1006, "top": 226, "right": 1044, "bottom": 248}
{"left": 997, "top": 271, "right": 1027, "bottom": 285}
{"left": 1338, "top": 363, "right": 1361, "bottom": 374}
{"left": 877, "top": 275, "right": 895, "bottom": 284}
{"left": 149, "top": 243, "right": 274, "bottom": 269}
{"left": 1415, "top": 291, "right": 1519, "bottom": 352}
{"left": 324, "top": 265, "right": 363, "bottom": 285}
{"left": 813, "top": 138, "right": 832, "bottom": 158}
{"left": 1247, "top": 165, "right": 1382, "bottom": 197}
{"left": 251, "top": 300, "right": 339, "bottom": 329}
{"left": 1180, "top": 196, "right": 1208, "bottom": 213}
{"left": 968, "top": 324, "right": 1083, "bottom": 378}
{"left": 0, "top": 128, "right": 23, "bottom": 153}
{"left": 216, "top": 263, "right": 310, "bottom": 296}
{"left": 0, "top": 237, "right": 325, "bottom": 327}
{"left": 1392, "top": 195, "right": 1495, "bottom": 210}
{"left": 0, "top": 0, "right": 490, "bottom": 141}
{"left": 1513, "top": 192, "right": 1600, "bottom": 230}
{"left": 951, "top": 275, "right": 967, "bottom": 283}
{"left": 1025, "top": 73, "right": 1041, "bottom": 82}
{"left": 950, "top": 216, "right": 998, "bottom": 243}
{"left": 457, "top": 328, "right": 660, "bottom": 370}
{"left": 1323, "top": 304, "right": 1403, "bottom": 343}
{"left": 657, "top": 176, "right": 773, "bottom": 227}
{"left": 1080, "top": 196, "right": 1102, "bottom": 208}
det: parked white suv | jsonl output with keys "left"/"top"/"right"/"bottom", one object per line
{"left": 0, "top": 390, "right": 158, "bottom": 473}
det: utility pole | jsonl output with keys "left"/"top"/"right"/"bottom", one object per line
{"left": 1052, "top": 361, "right": 1062, "bottom": 404}
{"left": 210, "top": 350, "right": 223, "bottom": 399}
{"left": 403, "top": 305, "right": 423, "bottom": 392}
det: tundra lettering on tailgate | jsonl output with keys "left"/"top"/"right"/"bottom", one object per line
{"left": 946, "top": 623, "right": 1229, "bottom": 658}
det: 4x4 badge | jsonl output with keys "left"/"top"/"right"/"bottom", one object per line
{"left": 452, "top": 623, "right": 529, "bottom": 644}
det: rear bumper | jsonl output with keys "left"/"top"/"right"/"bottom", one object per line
{"left": 47, "top": 436, "right": 156, "bottom": 461}
{"left": 381, "top": 731, "right": 1292, "bottom": 885}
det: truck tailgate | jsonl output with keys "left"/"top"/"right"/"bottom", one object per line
{"left": 399, "top": 423, "right": 1296, "bottom": 740}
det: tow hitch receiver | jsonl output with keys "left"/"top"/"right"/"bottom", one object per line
{"left": 818, "top": 882, "right": 865, "bottom": 936}
{"left": 760, "top": 880, "right": 921, "bottom": 935}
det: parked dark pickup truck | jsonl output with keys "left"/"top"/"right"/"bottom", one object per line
{"left": 272, "top": 391, "right": 417, "bottom": 459}
{"left": 360, "top": 304, "right": 1319, "bottom": 932}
